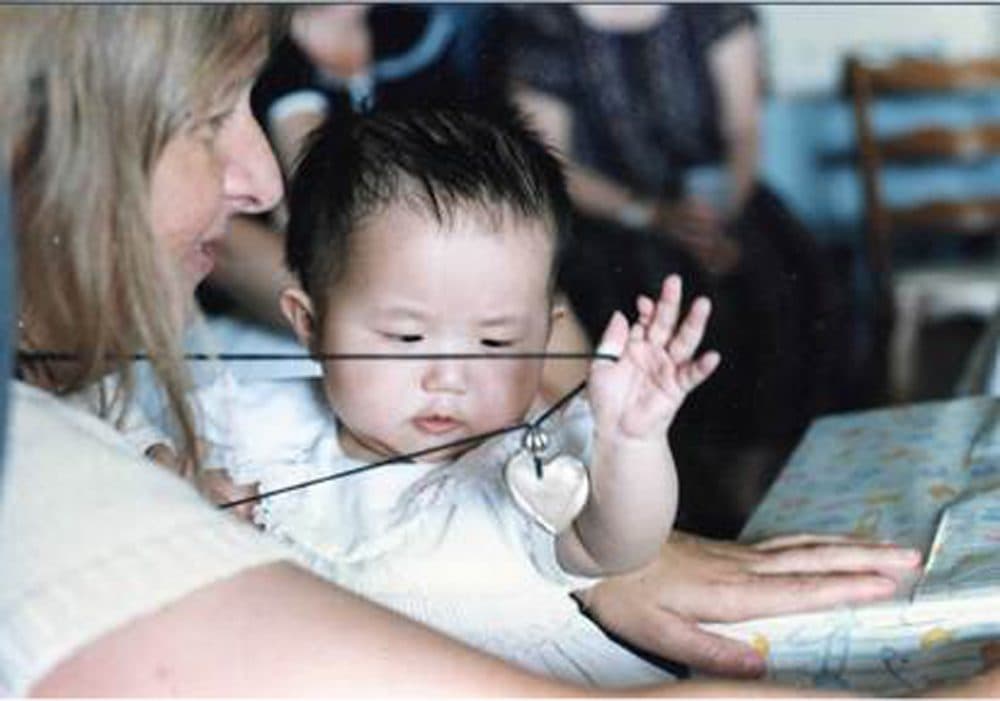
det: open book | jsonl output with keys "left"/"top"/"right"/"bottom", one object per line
{"left": 704, "top": 397, "right": 1000, "bottom": 694}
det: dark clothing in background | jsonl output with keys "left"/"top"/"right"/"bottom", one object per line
{"left": 508, "top": 5, "right": 848, "bottom": 535}
{"left": 507, "top": 4, "right": 756, "bottom": 198}
{"left": 251, "top": 5, "right": 505, "bottom": 127}
{"left": 202, "top": 5, "right": 507, "bottom": 315}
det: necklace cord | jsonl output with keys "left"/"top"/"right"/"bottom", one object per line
{"left": 17, "top": 351, "right": 618, "bottom": 362}
{"left": 15, "top": 350, "right": 610, "bottom": 510}
{"left": 217, "top": 379, "right": 591, "bottom": 510}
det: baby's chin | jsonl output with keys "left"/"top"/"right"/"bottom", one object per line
{"left": 388, "top": 436, "right": 484, "bottom": 466}
{"left": 336, "top": 426, "right": 465, "bottom": 464}
{"left": 409, "top": 442, "right": 475, "bottom": 464}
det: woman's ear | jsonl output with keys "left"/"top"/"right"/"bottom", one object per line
{"left": 279, "top": 286, "right": 316, "bottom": 350}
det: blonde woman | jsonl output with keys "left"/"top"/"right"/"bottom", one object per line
{"left": 1, "top": 6, "right": 990, "bottom": 696}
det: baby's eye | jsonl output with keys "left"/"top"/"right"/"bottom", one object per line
{"left": 382, "top": 332, "right": 424, "bottom": 344}
{"left": 481, "top": 338, "right": 515, "bottom": 349}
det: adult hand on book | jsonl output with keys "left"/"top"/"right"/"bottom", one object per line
{"left": 574, "top": 530, "right": 922, "bottom": 678}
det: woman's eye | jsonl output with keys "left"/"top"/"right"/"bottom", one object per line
{"left": 481, "top": 338, "right": 515, "bottom": 349}
{"left": 207, "top": 109, "right": 235, "bottom": 132}
{"left": 193, "top": 108, "right": 235, "bottom": 141}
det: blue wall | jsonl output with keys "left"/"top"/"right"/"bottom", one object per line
{"left": 760, "top": 92, "right": 1000, "bottom": 246}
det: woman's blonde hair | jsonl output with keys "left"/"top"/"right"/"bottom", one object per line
{"left": 1, "top": 6, "right": 283, "bottom": 465}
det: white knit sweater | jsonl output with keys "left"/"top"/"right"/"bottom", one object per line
{"left": 0, "top": 382, "right": 288, "bottom": 695}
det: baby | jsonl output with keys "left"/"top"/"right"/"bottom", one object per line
{"left": 199, "top": 108, "right": 719, "bottom": 686}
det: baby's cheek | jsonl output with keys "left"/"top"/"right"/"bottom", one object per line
{"left": 326, "top": 360, "right": 419, "bottom": 410}
{"left": 322, "top": 364, "right": 387, "bottom": 414}
{"left": 479, "top": 363, "right": 542, "bottom": 422}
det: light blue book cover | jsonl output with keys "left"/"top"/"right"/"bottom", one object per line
{"left": 704, "top": 397, "right": 1000, "bottom": 694}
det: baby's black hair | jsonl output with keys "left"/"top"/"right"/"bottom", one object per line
{"left": 285, "top": 105, "right": 572, "bottom": 314}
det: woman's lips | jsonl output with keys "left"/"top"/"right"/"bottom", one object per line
{"left": 413, "top": 416, "right": 462, "bottom": 435}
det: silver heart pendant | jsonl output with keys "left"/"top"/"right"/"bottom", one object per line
{"left": 504, "top": 447, "right": 590, "bottom": 534}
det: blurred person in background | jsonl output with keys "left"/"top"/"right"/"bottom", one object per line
{"left": 203, "top": 4, "right": 506, "bottom": 330}
{"left": 507, "top": 4, "right": 849, "bottom": 536}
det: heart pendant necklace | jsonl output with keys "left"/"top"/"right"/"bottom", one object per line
{"left": 215, "top": 377, "right": 600, "bottom": 516}
{"left": 504, "top": 425, "right": 590, "bottom": 534}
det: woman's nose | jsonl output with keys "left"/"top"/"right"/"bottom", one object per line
{"left": 222, "top": 105, "right": 284, "bottom": 215}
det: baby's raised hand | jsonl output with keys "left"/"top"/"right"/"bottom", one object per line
{"left": 588, "top": 275, "right": 719, "bottom": 441}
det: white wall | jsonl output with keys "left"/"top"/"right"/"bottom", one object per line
{"left": 760, "top": 5, "right": 1000, "bottom": 97}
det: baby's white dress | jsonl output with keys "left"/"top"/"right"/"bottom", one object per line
{"left": 197, "top": 374, "right": 673, "bottom": 687}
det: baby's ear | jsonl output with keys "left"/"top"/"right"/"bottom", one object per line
{"left": 279, "top": 286, "right": 316, "bottom": 350}
{"left": 551, "top": 304, "right": 567, "bottom": 326}
{"left": 550, "top": 293, "right": 569, "bottom": 328}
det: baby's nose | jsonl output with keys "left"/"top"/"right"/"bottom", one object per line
{"left": 421, "top": 357, "right": 467, "bottom": 394}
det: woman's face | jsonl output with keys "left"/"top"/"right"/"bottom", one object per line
{"left": 149, "top": 84, "right": 282, "bottom": 305}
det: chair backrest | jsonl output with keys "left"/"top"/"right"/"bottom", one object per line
{"left": 846, "top": 56, "right": 1000, "bottom": 291}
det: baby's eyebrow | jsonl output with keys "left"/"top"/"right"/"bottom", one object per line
{"left": 479, "top": 315, "right": 523, "bottom": 328}
{"left": 376, "top": 305, "right": 425, "bottom": 320}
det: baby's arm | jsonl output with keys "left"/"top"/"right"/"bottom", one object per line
{"left": 556, "top": 275, "right": 719, "bottom": 576}
{"left": 135, "top": 371, "right": 261, "bottom": 522}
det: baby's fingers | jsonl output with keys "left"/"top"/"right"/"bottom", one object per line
{"left": 594, "top": 310, "right": 629, "bottom": 365}
{"left": 146, "top": 443, "right": 196, "bottom": 480}
{"left": 636, "top": 294, "right": 655, "bottom": 329}
{"left": 667, "top": 296, "right": 712, "bottom": 364}
{"left": 674, "top": 351, "right": 721, "bottom": 393}
{"left": 647, "top": 275, "right": 682, "bottom": 348}
{"left": 198, "top": 469, "right": 260, "bottom": 524}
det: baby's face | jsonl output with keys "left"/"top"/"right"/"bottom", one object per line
{"left": 317, "top": 202, "right": 556, "bottom": 462}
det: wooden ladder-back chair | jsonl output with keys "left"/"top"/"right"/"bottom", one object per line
{"left": 846, "top": 56, "right": 1000, "bottom": 402}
